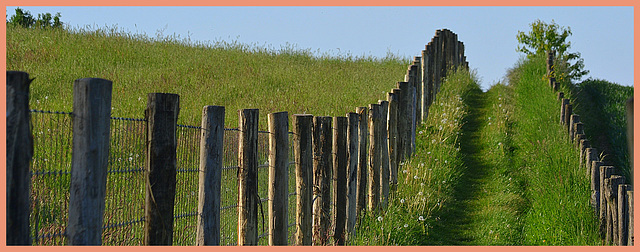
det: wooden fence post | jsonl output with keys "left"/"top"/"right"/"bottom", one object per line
{"left": 627, "top": 190, "right": 634, "bottom": 246}
{"left": 605, "top": 175, "right": 625, "bottom": 245}
{"left": 421, "top": 49, "right": 430, "bottom": 122}
{"left": 368, "top": 104, "right": 382, "bottom": 212}
{"left": 346, "top": 112, "right": 359, "bottom": 235}
{"left": 579, "top": 139, "right": 590, "bottom": 168}
{"left": 67, "top": 78, "right": 113, "bottom": 245}
{"left": 388, "top": 92, "right": 399, "bottom": 189}
{"left": 412, "top": 60, "right": 422, "bottom": 126}
{"left": 560, "top": 98, "right": 569, "bottom": 124}
{"left": 196, "top": 106, "right": 225, "bottom": 245}
{"left": 397, "top": 82, "right": 411, "bottom": 161}
{"left": 585, "top": 148, "right": 598, "bottom": 178}
{"left": 293, "top": 114, "right": 313, "bottom": 245}
{"left": 268, "top": 111, "right": 289, "bottom": 246}
{"left": 599, "top": 166, "right": 614, "bottom": 237}
{"left": 144, "top": 93, "right": 179, "bottom": 246}
{"left": 618, "top": 184, "right": 631, "bottom": 245}
{"left": 356, "top": 107, "right": 368, "bottom": 215}
{"left": 569, "top": 114, "right": 580, "bottom": 142}
{"left": 591, "top": 160, "right": 603, "bottom": 213}
{"left": 313, "top": 116, "right": 332, "bottom": 245}
{"left": 333, "top": 116, "right": 348, "bottom": 245}
{"left": 6, "top": 71, "right": 34, "bottom": 245}
{"left": 564, "top": 104, "right": 572, "bottom": 131}
{"left": 379, "top": 100, "right": 390, "bottom": 208}
{"left": 238, "top": 109, "right": 259, "bottom": 246}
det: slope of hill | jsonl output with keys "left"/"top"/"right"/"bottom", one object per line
{"left": 7, "top": 25, "right": 408, "bottom": 127}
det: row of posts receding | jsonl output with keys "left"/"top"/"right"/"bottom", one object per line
{"left": 6, "top": 29, "right": 468, "bottom": 246}
{"left": 550, "top": 52, "right": 635, "bottom": 246}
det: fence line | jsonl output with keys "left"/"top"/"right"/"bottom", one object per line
{"left": 8, "top": 28, "right": 467, "bottom": 246}
{"left": 550, "top": 53, "right": 634, "bottom": 246}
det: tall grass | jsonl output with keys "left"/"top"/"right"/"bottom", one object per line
{"left": 572, "top": 79, "right": 633, "bottom": 180}
{"left": 508, "top": 54, "right": 601, "bottom": 245}
{"left": 349, "top": 68, "right": 480, "bottom": 245}
{"left": 7, "top": 25, "right": 408, "bottom": 127}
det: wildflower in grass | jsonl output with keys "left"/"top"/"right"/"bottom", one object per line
{"left": 456, "top": 147, "right": 460, "bottom": 151}
{"left": 499, "top": 104, "right": 502, "bottom": 107}
{"left": 129, "top": 157, "right": 133, "bottom": 162}
{"left": 441, "top": 118, "right": 448, "bottom": 124}
{"left": 404, "top": 224, "right": 409, "bottom": 228}
{"left": 418, "top": 191, "right": 423, "bottom": 196}
{"left": 438, "top": 126, "right": 443, "bottom": 131}
{"left": 419, "top": 163, "right": 424, "bottom": 167}
{"left": 498, "top": 142, "right": 502, "bottom": 147}
{"left": 377, "top": 216, "right": 383, "bottom": 222}
{"left": 432, "top": 139, "right": 436, "bottom": 144}
{"left": 427, "top": 151, "right": 431, "bottom": 155}
{"left": 402, "top": 170, "right": 408, "bottom": 174}
{"left": 499, "top": 97, "right": 502, "bottom": 100}
{"left": 442, "top": 180, "right": 446, "bottom": 184}
{"left": 414, "top": 175, "right": 419, "bottom": 180}
{"left": 435, "top": 158, "right": 438, "bottom": 161}
{"left": 418, "top": 216, "right": 425, "bottom": 221}
{"left": 488, "top": 122, "right": 492, "bottom": 125}
{"left": 488, "top": 117, "right": 491, "bottom": 120}
{"left": 420, "top": 182, "right": 424, "bottom": 187}
{"left": 400, "top": 198, "right": 405, "bottom": 203}
{"left": 444, "top": 160, "right": 448, "bottom": 164}
{"left": 419, "top": 130, "right": 423, "bottom": 134}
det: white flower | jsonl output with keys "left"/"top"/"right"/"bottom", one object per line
{"left": 45, "top": 96, "right": 48, "bottom": 100}
{"left": 488, "top": 122, "right": 492, "bottom": 125}
{"left": 432, "top": 139, "right": 436, "bottom": 144}
{"left": 418, "top": 216, "right": 425, "bottom": 221}
{"left": 456, "top": 147, "right": 460, "bottom": 151}
{"left": 414, "top": 175, "right": 419, "bottom": 180}
{"left": 419, "top": 130, "right": 424, "bottom": 134}
{"left": 377, "top": 216, "right": 383, "bottom": 222}
{"left": 442, "top": 180, "right": 446, "bottom": 184}
{"left": 427, "top": 151, "right": 431, "bottom": 155}
{"left": 418, "top": 191, "right": 423, "bottom": 196}
{"left": 498, "top": 142, "right": 502, "bottom": 146}
{"left": 128, "top": 157, "right": 133, "bottom": 162}
{"left": 444, "top": 160, "right": 448, "bottom": 164}
{"left": 402, "top": 170, "right": 408, "bottom": 174}
{"left": 488, "top": 117, "right": 491, "bottom": 120}
{"left": 438, "top": 126, "right": 443, "bottom": 131}
{"left": 404, "top": 224, "right": 409, "bottom": 228}
{"left": 400, "top": 198, "right": 405, "bottom": 203}
{"left": 499, "top": 104, "right": 502, "bottom": 107}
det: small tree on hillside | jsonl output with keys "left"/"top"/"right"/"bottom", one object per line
{"left": 517, "top": 19, "right": 588, "bottom": 82}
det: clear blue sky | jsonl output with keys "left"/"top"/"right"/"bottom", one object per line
{"left": 6, "top": 6, "right": 634, "bottom": 90}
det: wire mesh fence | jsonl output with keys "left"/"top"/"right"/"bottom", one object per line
{"left": 28, "top": 110, "right": 299, "bottom": 245}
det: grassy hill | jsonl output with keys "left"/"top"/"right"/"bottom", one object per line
{"left": 7, "top": 25, "right": 408, "bottom": 127}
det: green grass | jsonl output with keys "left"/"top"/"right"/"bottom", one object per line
{"left": 11, "top": 25, "right": 406, "bottom": 246}
{"left": 508, "top": 54, "right": 602, "bottom": 245}
{"left": 572, "top": 79, "right": 633, "bottom": 180}
{"left": 7, "top": 25, "right": 408, "bottom": 128}
{"left": 348, "top": 68, "right": 480, "bottom": 245}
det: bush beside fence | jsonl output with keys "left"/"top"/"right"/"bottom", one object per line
{"left": 6, "top": 29, "right": 468, "bottom": 246}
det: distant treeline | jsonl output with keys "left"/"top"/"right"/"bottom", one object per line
{"left": 7, "top": 7, "right": 63, "bottom": 29}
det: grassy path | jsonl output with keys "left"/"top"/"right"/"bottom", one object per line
{"left": 424, "top": 84, "right": 525, "bottom": 245}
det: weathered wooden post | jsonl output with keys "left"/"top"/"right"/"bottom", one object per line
{"left": 268, "top": 111, "right": 289, "bottom": 246}
{"left": 238, "top": 109, "right": 259, "bottom": 246}
{"left": 368, "top": 104, "right": 382, "bottom": 212}
{"left": 6, "top": 71, "right": 34, "bottom": 245}
{"left": 560, "top": 99, "right": 569, "bottom": 124}
{"left": 605, "top": 175, "right": 625, "bottom": 245}
{"left": 379, "top": 100, "right": 390, "bottom": 208}
{"left": 388, "top": 92, "right": 399, "bottom": 189}
{"left": 627, "top": 190, "right": 634, "bottom": 246}
{"left": 346, "top": 112, "right": 359, "bottom": 235}
{"left": 591, "top": 160, "right": 603, "bottom": 213}
{"left": 579, "top": 139, "right": 590, "bottom": 168}
{"left": 333, "top": 116, "right": 348, "bottom": 245}
{"left": 421, "top": 48, "right": 430, "bottom": 122}
{"left": 599, "top": 166, "right": 614, "bottom": 237}
{"left": 564, "top": 104, "right": 572, "bottom": 131}
{"left": 569, "top": 114, "right": 580, "bottom": 142}
{"left": 585, "top": 148, "right": 598, "bottom": 179}
{"left": 144, "top": 93, "right": 179, "bottom": 246}
{"left": 67, "top": 78, "right": 113, "bottom": 245}
{"left": 412, "top": 59, "right": 422, "bottom": 126}
{"left": 293, "top": 114, "right": 313, "bottom": 245}
{"left": 313, "top": 116, "right": 332, "bottom": 245}
{"left": 196, "top": 106, "right": 225, "bottom": 245}
{"left": 397, "top": 82, "right": 411, "bottom": 161}
{"left": 356, "top": 107, "right": 368, "bottom": 214}
{"left": 618, "top": 184, "right": 631, "bottom": 245}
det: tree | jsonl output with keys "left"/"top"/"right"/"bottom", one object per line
{"left": 8, "top": 7, "right": 63, "bottom": 29}
{"left": 517, "top": 19, "right": 588, "bottom": 82}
